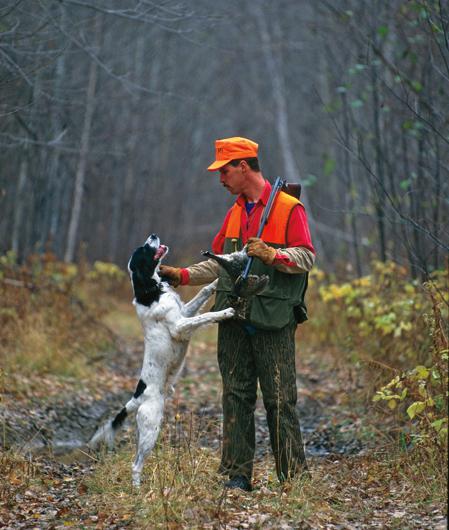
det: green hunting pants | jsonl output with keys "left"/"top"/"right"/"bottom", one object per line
{"left": 217, "top": 320, "right": 307, "bottom": 482}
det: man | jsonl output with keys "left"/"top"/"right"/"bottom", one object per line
{"left": 160, "top": 137, "right": 315, "bottom": 491}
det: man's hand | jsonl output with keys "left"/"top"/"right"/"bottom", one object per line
{"left": 246, "top": 237, "right": 277, "bottom": 265}
{"left": 159, "top": 265, "right": 182, "bottom": 287}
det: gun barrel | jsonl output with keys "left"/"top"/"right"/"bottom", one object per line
{"left": 239, "top": 177, "right": 285, "bottom": 284}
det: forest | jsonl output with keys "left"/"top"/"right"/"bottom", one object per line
{"left": 0, "top": 1, "right": 448, "bottom": 528}
{"left": 1, "top": 0, "right": 447, "bottom": 274}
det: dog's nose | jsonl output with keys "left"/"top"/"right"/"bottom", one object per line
{"left": 150, "top": 234, "right": 157, "bottom": 240}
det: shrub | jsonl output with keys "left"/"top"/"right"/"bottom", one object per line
{"left": 305, "top": 262, "right": 448, "bottom": 453}
{"left": 306, "top": 261, "right": 446, "bottom": 368}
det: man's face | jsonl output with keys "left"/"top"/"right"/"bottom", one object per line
{"left": 218, "top": 162, "right": 246, "bottom": 195}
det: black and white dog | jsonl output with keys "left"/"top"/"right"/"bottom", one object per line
{"left": 89, "top": 234, "right": 235, "bottom": 487}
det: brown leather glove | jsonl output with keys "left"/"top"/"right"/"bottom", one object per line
{"left": 159, "top": 265, "right": 182, "bottom": 287}
{"left": 246, "top": 237, "right": 277, "bottom": 265}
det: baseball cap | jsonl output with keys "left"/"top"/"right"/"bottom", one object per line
{"left": 207, "top": 137, "right": 259, "bottom": 171}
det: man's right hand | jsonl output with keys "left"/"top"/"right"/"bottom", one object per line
{"left": 159, "top": 265, "right": 182, "bottom": 287}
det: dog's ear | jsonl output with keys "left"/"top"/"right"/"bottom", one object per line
{"left": 129, "top": 246, "right": 162, "bottom": 306}
{"left": 133, "top": 276, "right": 161, "bottom": 306}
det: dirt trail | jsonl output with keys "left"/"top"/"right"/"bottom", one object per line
{"left": 2, "top": 332, "right": 365, "bottom": 460}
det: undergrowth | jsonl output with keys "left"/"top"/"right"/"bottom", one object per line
{"left": 305, "top": 262, "right": 448, "bottom": 457}
{"left": 0, "top": 251, "right": 130, "bottom": 379}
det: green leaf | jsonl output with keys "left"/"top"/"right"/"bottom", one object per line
{"left": 411, "top": 80, "right": 423, "bottom": 92}
{"left": 434, "top": 395, "right": 445, "bottom": 410}
{"left": 431, "top": 419, "right": 445, "bottom": 432}
{"left": 351, "top": 99, "right": 364, "bottom": 109}
{"left": 323, "top": 156, "right": 336, "bottom": 177}
{"left": 438, "top": 428, "right": 448, "bottom": 441}
{"left": 406, "top": 401, "right": 426, "bottom": 419}
{"left": 377, "top": 25, "right": 389, "bottom": 38}
{"left": 402, "top": 120, "right": 413, "bottom": 130}
{"left": 429, "top": 20, "right": 443, "bottom": 34}
{"left": 388, "top": 399, "right": 397, "bottom": 410}
{"left": 303, "top": 174, "right": 317, "bottom": 187}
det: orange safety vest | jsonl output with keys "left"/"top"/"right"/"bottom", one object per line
{"left": 214, "top": 191, "right": 309, "bottom": 330}
{"left": 224, "top": 191, "right": 303, "bottom": 245}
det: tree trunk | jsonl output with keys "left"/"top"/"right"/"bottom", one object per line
{"left": 342, "top": 92, "right": 362, "bottom": 276}
{"left": 109, "top": 28, "right": 146, "bottom": 261}
{"left": 64, "top": 14, "right": 101, "bottom": 262}
{"left": 370, "top": 47, "right": 387, "bottom": 262}
{"left": 45, "top": 3, "right": 67, "bottom": 257}
{"left": 254, "top": 2, "right": 324, "bottom": 257}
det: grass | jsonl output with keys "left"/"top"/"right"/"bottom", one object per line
{"left": 0, "top": 275, "right": 117, "bottom": 381}
{"left": 83, "top": 440, "right": 313, "bottom": 528}
{"left": 82, "top": 433, "right": 447, "bottom": 528}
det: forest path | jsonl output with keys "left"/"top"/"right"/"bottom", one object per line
{"left": 1, "top": 330, "right": 446, "bottom": 529}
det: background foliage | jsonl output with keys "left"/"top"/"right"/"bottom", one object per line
{"left": 0, "top": 0, "right": 447, "bottom": 276}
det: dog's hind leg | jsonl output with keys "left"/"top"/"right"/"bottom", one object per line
{"left": 132, "top": 391, "right": 165, "bottom": 488}
{"left": 167, "top": 358, "right": 185, "bottom": 395}
{"left": 88, "top": 382, "right": 146, "bottom": 449}
{"left": 182, "top": 279, "right": 219, "bottom": 317}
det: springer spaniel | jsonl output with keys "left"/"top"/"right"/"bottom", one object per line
{"left": 89, "top": 234, "right": 235, "bottom": 487}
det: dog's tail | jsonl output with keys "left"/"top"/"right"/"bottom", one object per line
{"left": 88, "top": 379, "right": 147, "bottom": 449}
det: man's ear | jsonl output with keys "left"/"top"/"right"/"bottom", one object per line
{"left": 240, "top": 160, "right": 249, "bottom": 173}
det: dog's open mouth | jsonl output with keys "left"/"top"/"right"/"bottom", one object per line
{"left": 154, "top": 245, "right": 167, "bottom": 261}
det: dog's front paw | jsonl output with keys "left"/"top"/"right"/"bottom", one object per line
{"left": 208, "top": 278, "right": 219, "bottom": 291}
{"left": 222, "top": 307, "right": 235, "bottom": 318}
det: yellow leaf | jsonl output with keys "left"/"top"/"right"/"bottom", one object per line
{"left": 415, "top": 366, "right": 429, "bottom": 379}
{"left": 407, "top": 401, "right": 426, "bottom": 419}
{"left": 388, "top": 399, "right": 397, "bottom": 409}
{"left": 418, "top": 385, "right": 427, "bottom": 398}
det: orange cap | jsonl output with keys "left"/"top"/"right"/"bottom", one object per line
{"left": 207, "top": 137, "right": 258, "bottom": 171}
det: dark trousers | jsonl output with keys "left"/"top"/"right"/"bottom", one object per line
{"left": 217, "top": 320, "right": 307, "bottom": 482}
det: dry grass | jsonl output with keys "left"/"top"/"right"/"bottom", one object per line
{"left": 0, "top": 450, "right": 37, "bottom": 507}
{"left": 0, "top": 262, "right": 118, "bottom": 380}
{"left": 82, "top": 429, "right": 447, "bottom": 529}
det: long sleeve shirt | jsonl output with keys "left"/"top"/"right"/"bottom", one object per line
{"left": 181, "top": 180, "right": 315, "bottom": 285}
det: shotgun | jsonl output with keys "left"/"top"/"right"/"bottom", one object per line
{"left": 234, "top": 176, "right": 285, "bottom": 295}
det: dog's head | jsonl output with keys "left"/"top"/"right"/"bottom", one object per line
{"left": 128, "top": 234, "right": 169, "bottom": 306}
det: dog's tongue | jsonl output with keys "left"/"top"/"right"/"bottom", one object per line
{"left": 154, "top": 245, "right": 167, "bottom": 260}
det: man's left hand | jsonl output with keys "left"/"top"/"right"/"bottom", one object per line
{"left": 246, "top": 237, "right": 277, "bottom": 265}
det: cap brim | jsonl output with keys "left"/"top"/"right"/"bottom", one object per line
{"left": 207, "top": 159, "right": 232, "bottom": 171}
